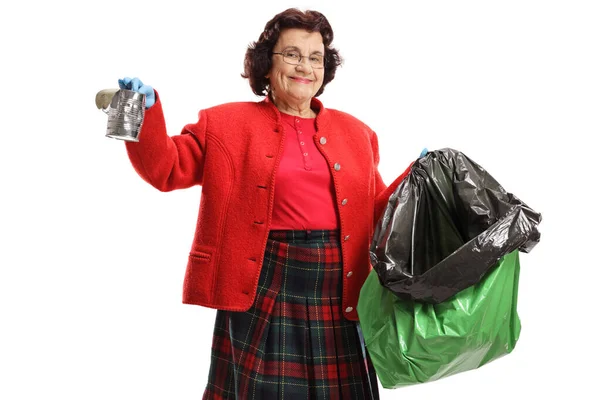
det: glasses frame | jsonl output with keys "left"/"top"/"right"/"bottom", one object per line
{"left": 272, "top": 51, "right": 326, "bottom": 69}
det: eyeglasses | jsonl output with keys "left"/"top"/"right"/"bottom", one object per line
{"left": 272, "top": 50, "right": 325, "bottom": 69}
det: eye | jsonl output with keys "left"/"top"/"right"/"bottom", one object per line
{"left": 284, "top": 51, "right": 301, "bottom": 60}
{"left": 310, "top": 55, "right": 323, "bottom": 64}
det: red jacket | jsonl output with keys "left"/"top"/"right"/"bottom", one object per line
{"left": 125, "top": 93, "right": 409, "bottom": 321}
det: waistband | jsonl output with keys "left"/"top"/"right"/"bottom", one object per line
{"left": 268, "top": 229, "right": 340, "bottom": 243}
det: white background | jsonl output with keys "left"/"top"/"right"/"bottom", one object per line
{"left": 1, "top": 1, "right": 598, "bottom": 399}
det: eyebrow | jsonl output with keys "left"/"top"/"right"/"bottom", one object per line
{"left": 281, "top": 46, "right": 324, "bottom": 55}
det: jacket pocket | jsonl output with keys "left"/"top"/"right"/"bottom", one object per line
{"left": 184, "top": 247, "right": 215, "bottom": 303}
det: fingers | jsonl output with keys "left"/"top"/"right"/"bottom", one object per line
{"left": 139, "top": 85, "right": 153, "bottom": 97}
{"left": 130, "top": 77, "right": 143, "bottom": 91}
{"left": 117, "top": 77, "right": 144, "bottom": 91}
{"left": 141, "top": 85, "right": 156, "bottom": 108}
{"left": 118, "top": 77, "right": 131, "bottom": 89}
{"left": 117, "top": 77, "right": 154, "bottom": 108}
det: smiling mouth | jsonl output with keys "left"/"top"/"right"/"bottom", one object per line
{"left": 290, "top": 77, "right": 312, "bottom": 84}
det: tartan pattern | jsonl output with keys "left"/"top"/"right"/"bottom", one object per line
{"left": 203, "top": 230, "right": 379, "bottom": 399}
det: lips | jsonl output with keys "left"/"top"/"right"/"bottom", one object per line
{"left": 290, "top": 77, "right": 312, "bottom": 84}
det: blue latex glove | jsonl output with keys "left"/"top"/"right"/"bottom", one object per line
{"left": 419, "top": 148, "right": 428, "bottom": 158}
{"left": 118, "top": 77, "right": 156, "bottom": 109}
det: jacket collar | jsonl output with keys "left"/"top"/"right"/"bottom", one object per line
{"left": 258, "top": 96, "right": 330, "bottom": 132}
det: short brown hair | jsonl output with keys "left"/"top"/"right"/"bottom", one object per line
{"left": 242, "top": 8, "right": 343, "bottom": 97}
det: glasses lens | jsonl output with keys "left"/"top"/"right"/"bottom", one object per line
{"left": 281, "top": 51, "right": 324, "bottom": 68}
{"left": 282, "top": 51, "right": 301, "bottom": 64}
{"left": 309, "top": 55, "right": 324, "bottom": 68}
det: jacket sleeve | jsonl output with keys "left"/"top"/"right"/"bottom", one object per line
{"left": 370, "top": 131, "right": 413, "bottom": 227}
{"left": 125, "top": 91, "right": 207, "bottom": 192}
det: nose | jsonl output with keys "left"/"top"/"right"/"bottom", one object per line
{"left": 297, "top": 55, "right": 314, "bottom": 69}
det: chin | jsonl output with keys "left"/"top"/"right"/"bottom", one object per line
{"left": 290, "top": 90, "right": 314, "bottom": 100}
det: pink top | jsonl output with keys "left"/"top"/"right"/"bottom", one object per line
{"left": 270, "top": 112, "right": 339, "bottom": 230}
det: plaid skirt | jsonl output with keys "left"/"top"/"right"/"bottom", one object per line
{"left": 202, "top": 230, "right": 379, "bottom": 399}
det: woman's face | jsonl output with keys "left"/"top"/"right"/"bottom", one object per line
{"left": 267, "top": 28, "right": 325, "bottom": 108}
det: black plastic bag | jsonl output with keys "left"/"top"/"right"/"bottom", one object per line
{"left": 370, "top": 148, "right": 542, "bottom": 303}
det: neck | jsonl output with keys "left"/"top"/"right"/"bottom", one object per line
{"left": 270, "top": 93, "right": 316, "bottom": 118}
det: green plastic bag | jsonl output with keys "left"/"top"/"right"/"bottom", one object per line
{"left": 357, "top": 250, "right": 521, "bottom": 388}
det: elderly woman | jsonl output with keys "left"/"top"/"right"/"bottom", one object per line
{"left": 117, "top": 8, "right": 414, "bottom": 400}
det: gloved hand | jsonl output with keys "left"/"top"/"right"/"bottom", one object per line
{"left": 118, "top": 77, "right": 156, "bottom": 109}
{"left": 419, "top": 148, "right": 428, "bottom": 158}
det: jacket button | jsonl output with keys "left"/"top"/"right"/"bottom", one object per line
{"left": 334, "top": 163, "right": 341, "bottom": 171}
{"left": 320, "top": 137, "right": 327, "bottom": 145}
{"left": 344, "top": 235, "right": 350, "bottom": 241}
{"left": 341, "top": 198, "right": 348, "bottom": 205}
{"left": 345, "top": 307, "right": 353, "bottom": 313}
{"left": 346, "top": 271, "right": 353, "bottom": 278}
